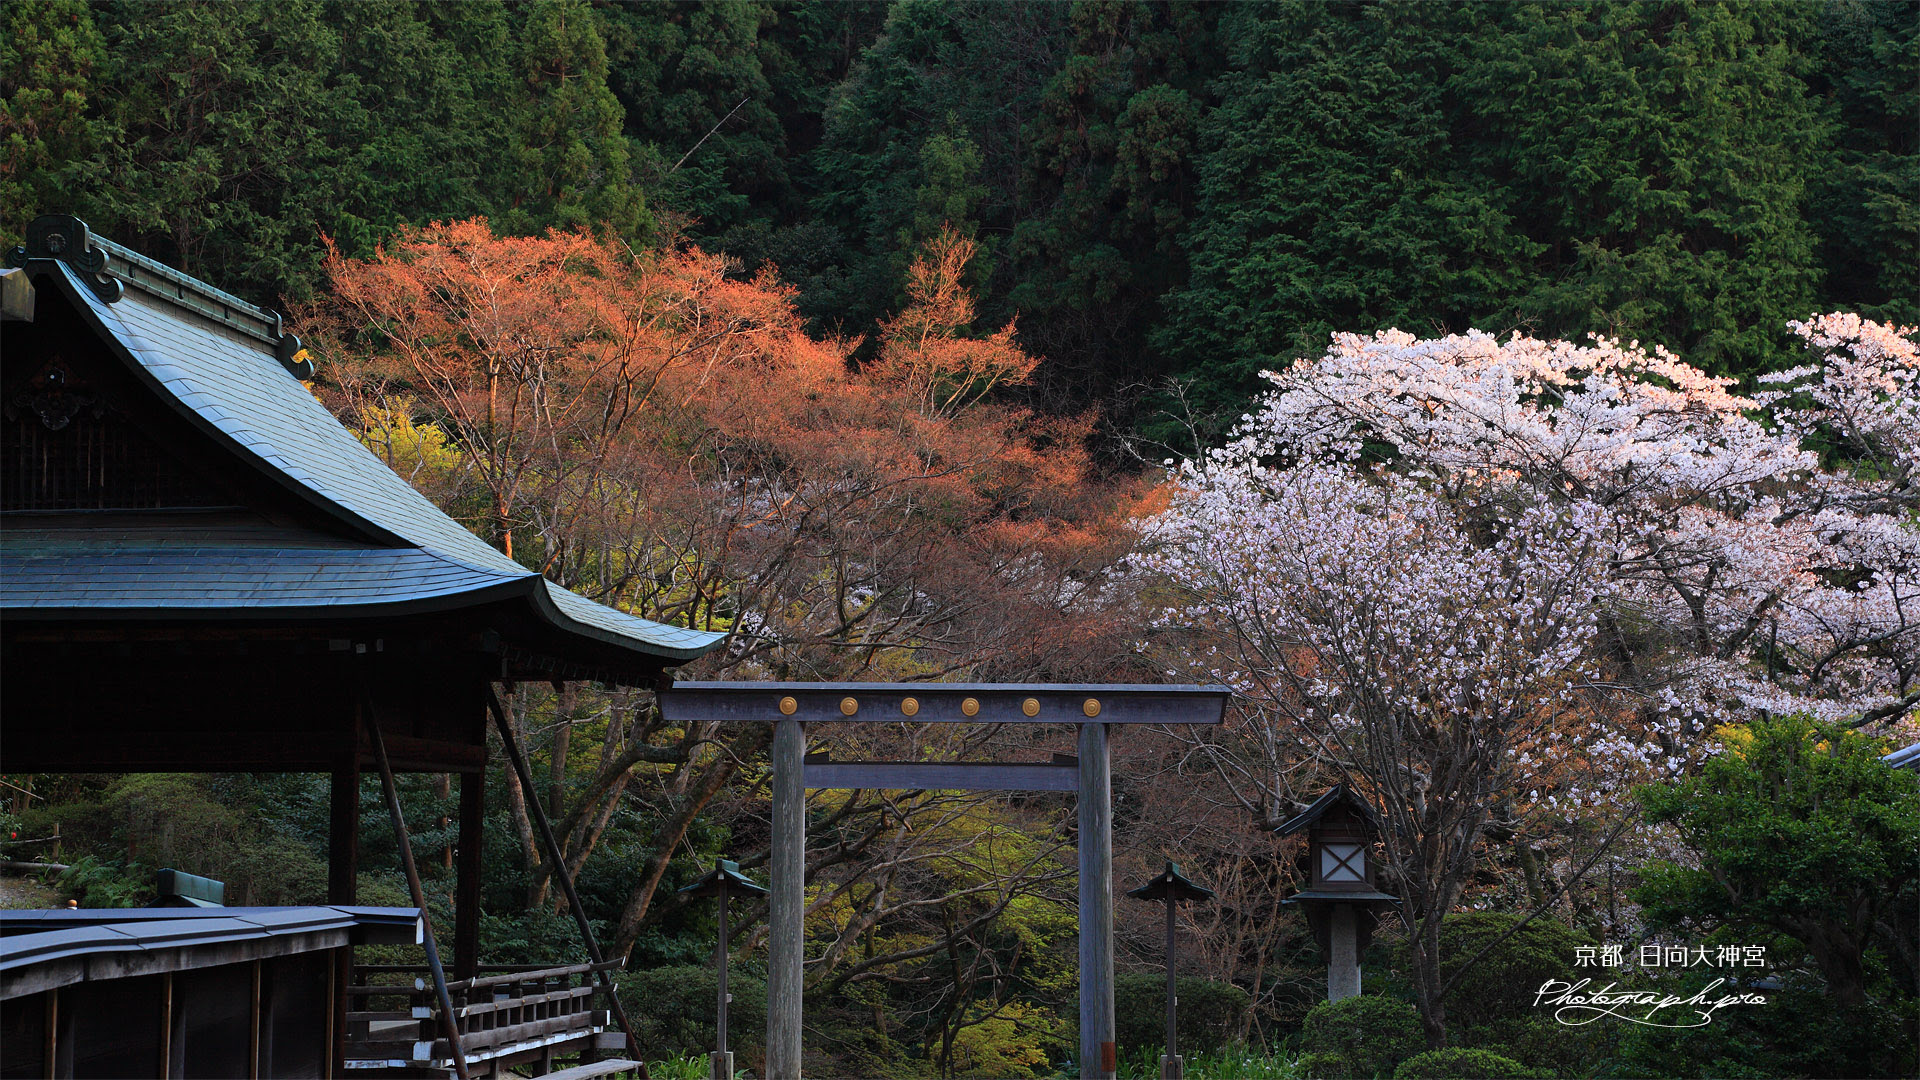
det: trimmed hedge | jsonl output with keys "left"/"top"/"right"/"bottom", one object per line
{"left": 1394, "top": 1047, "right": 1534, "bottom": 1079}
{"left": 1301, "top": 995, "right": 1423, "bottom": 1078}
{"left": 1114, "top": 973, "right": 1250, "bottom": 1056}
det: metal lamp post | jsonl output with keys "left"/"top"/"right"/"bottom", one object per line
{"left": 677, "top": 859, "right": 769, "bottom": 1080}
{"left": 1126, "top": 861, "right": 1215, "bottom": 1080}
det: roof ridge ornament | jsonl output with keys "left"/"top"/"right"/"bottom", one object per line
{"left": 10, "top": 215, "right": 122, "bottom": 304}
{"left": 9, "top": 215, "right": 314, "bottom": 380}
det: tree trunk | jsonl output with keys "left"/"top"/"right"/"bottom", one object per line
{"left": 1804, "top": 926, "right": 1869, "bottom": 1009}
{"left": 610, "top": 725, "right": 771, "bottom": 960}
{"left": 549, "top": 684, "right": 572, "bottom": 821}
{"left": 497, "top": 701, "right": 543, "bottom": 904}
{"left": 1411, "top": 913, "right": 1449, "bottom": 1049}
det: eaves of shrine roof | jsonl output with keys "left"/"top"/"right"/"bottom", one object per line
{"left": 2, "top": 221, "right": 725, "bottom": 666}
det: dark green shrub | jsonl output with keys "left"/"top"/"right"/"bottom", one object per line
{"left": 56, "top": 855, "right": 146, "bottom": 908}
{"left": 1419, "top": 912, "right": 1594, "bottom": 1034}
{"left": 619, "top": 963, "right": 767, "bottom": 1058}
{"left": 1596, "top": 983, "right": 1912, "bottom": 1080}
{"left": 1460, "top": 1017, "right": 1597, "bottom": 1076}
{"left": 1114, "top": 973, "right": 1250, "bottom": 1056}
{"left": 1302, "top": 995, "right": 1423, "bottom": 1078}
{"left": 1298, "top": 1050, "right": 1355, "bottom": 1079}
{"left": 1393, "top": 1047, "right": 1533, "bottom": 1079}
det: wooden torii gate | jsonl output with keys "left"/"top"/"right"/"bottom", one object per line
{"left": 658, "top": 682, "right": 1230, "bottom": 1080}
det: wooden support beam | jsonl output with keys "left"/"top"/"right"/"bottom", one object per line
{"left": 329, "top": 761, "right": 360, "bottom": 905}
{"left": 1164, "top": 896, "right": 1179, "bottom": 1079}
{"left": 365, "top": 709, "right": 471, "bottom": 1080}
{"left": 802, "top": 758, "right": 1077, "bottom": 792}
{"left": 1078, "top": 722, "right": 1115, "bottom": 1080}
{"left": 485, "top": 687, "right": 640, "bottom": 1058}
{"left": 661, "top": 683, "right": 1230, "bottom": 727}
{"left": 330, "top": 726, "right": 360, "bottom": 1079}
{"left": 765, "top": 717, "right": 806, "bottom": 1080}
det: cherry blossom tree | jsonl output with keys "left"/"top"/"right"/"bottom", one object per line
{"left": 1209, "top": 315, "right": 1917, "bottom": 732}
{"left": 1134, "top": 314, "right": 1919, "bottom": 1046}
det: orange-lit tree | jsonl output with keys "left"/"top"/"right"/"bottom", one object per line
{"left": 304, "top": 221, "right": 1149, "bottom": 983}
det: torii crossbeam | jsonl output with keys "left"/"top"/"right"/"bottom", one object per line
{"left": 659, "top": 682, "right": 1230, "bottom": 1080}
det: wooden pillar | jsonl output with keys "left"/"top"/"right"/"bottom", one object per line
{"left": 328, "top": 734, "right": 359, "bottom": 1078}
{"left": 454, "top": 769, "right": 485, "bottom": 981}
{"left": 328, "top": 760, "right": 359, "bottom": 904}
{"left": 766, "top": 717, "right": 806, "bottom": 1080}
{"left": 1328, "top": 904, "right": 1360, "bottom": 1001}
{"left": 1078, "top": 721, "right": 1115, "bottom": 1080}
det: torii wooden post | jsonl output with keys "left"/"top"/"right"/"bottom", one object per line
{"left": 1078, "top": 718, "right": 1114, "bottom": 1079}
{"left": 659, "top": 683, "right": 1229, "bottom": 1080}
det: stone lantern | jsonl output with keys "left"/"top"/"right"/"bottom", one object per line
{"left": 1275, "top": 787, "right": 1397, "bottom": 1001}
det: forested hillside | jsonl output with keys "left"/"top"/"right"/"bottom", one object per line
{"left": 6, "top": 0, "right": 1914, "bottom": 443}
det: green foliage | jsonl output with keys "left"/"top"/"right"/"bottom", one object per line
{"left": 1806, "top": 0, "right": 1919, "bottom": 326}
{"left": 1422, "top": 913, "right": 1595, "bottom": 1035}
{"left": 1113, "top": 973, "right": 1250, "bottom": 1057}
{"left": 932, "top": 1000, "right": 1064, "bottom": 1079}
{"left": 1157, "top": 2, "right": 1538, "bottom": 429}
{"left": 1632, "top": 715, "right": 1919, "bottom": 1077}
{"left": 1634, "top": 717, "right": 1919, "bottom": 1006}
{"left": 606, "top": 0, "right": 787, "bottom": 237}
{"left": 619, "top": 963, "right": 768, "bottom": 1058}
{"left": 1295, "top": 1051, "right": 1351, "bottom": 1080}
{"left": 645, "top": 1055, "right": 723, "bottom": 1080}
{"left": 1381, "top": 913, "right": 1600, "bottom": 1072}
{"left": 1300, "top": 995, "right": 1423, "bottom": 1080}
{"left": 56, "top": 854, "right": 146, "bottom": 909}
{"left": 1120, "top": 1042, "right": 1305, "bottom": 1080}
{"left": 1158, "top": 0, "right": 1833, "bottom": 435}
{"left": 1006, "top": 0, "right": 1223, "bottom": 419}
{"left": 87, "top": 0, "right": 347, "bottom": 297}
{"left": 802, "top": 0, "right": 1072, "bottom": 330}
{"left": 1463, "top": 1, "right": 1828, "bottom": 377}
{"left": 1392, "top": 1047, "right": 1534, "bottom": 1080}
{"left": 501, "top": 0, "right": 648, "bottom": 238}
{"left": 1595, "top": 982, "right": 1916, "bottom": 1080}
{"left": 1, "top": 0, "right": 108, "bottom": 246}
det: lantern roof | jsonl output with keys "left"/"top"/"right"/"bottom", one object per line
{"left": 1274, "top": 785, "right": 1379, "bottom": 837}
{"left": 1126, "top": 860, "right": 1215, "bottom": 904}
{"left": 676, "top": 859, "right": 768, "bottom": 899}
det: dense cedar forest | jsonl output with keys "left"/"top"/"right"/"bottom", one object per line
{"left": 3, "top": 2, "right": 1918, "bottom": 1079}
{"left": 6, "top": 0, "right": 1915, "bottom": 444}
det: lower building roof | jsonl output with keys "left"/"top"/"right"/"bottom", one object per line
{"left": 1, "top": 905, "right": 422, "bottom": 999}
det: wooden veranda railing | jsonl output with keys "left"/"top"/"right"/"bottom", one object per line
{"left": 345, "top": 961, "right": 626, "bottom": 1070}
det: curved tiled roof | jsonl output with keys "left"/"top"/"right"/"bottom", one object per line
{"left": 1, "top": 236, "right": 724, "bottom": 666}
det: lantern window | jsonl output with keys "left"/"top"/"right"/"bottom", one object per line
{"left": 1320, "top": 842, "right": 1365, "bottom": 883}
